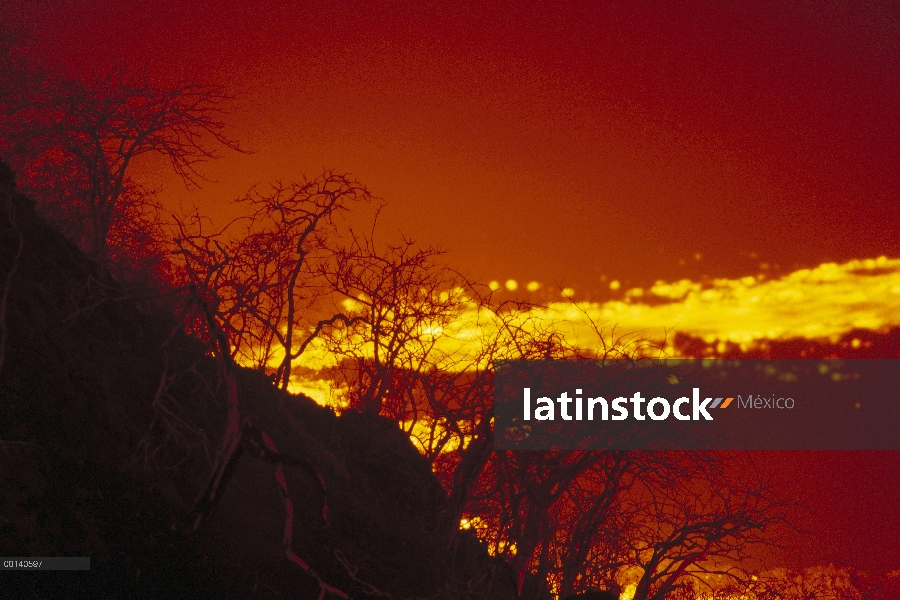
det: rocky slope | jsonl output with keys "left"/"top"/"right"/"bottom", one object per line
{"left": 0, "top": 161, "right": 515, "bottom": 599}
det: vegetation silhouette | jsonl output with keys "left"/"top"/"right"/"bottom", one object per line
{"left": 1, "top": 26, "right": 243, "bottom": 282}
{"left": 6, "top": 27, "right": 882, "bottom": 600}
{"left": 0, "top": 158, "right": 510, "bottom": 598}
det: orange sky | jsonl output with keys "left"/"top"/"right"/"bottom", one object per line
{"left": 5, "top": 0, "right": 900, "bottom": 575}
{"left": 7, "top": 0, "right": 900, "bottom": 295}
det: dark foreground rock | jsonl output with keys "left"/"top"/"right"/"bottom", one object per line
{"left": 0, "top": 161, "right": 514, "bottom": 599}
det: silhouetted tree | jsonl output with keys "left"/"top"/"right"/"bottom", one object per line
{"left": 0, "top": 30, "right": 241, "bottom": 275}
{"left": 168, "top": 161, "right": 794, "bottom": 600}
{"left": 622, "top": 452, "right": 792, "bottom": 600}
{"left": 175, "top": 212, "right": 362, "bottom": 600}
{"left": 174, "top": 172, "right": 373, "bottom": 389}
{"left": 322, "top": 235, "right": 475, "bottom": 414}
{"left": 318, "top": 280, "right": 790, "bottom": 600}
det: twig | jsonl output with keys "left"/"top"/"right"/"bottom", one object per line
{"left": 189, "top": 290, "right": 245, "bottom": 531}
{"left": 255, "top": 425, "right": 350, "bottom": 600}
{"left": 333, "top": 549, "right": 391, "bottom": 598}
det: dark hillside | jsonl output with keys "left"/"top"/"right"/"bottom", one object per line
{"left": 0, "top": 161, "right": 514, "bottom": 599}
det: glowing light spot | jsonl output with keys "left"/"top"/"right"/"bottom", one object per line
{"left": 851, "top": 338, "right": 861, "bottom": 349}
{"left": 505, "top": 279, "right": 518, "bottom": 291}
{"left": 609, "top": 280, "right": 621, "bottom": 290}
{"left": 488, "top": 280, "right": 500, "bottom": 291}
{"left": 526, "top": 281, "right": 540, "bottom": 292}
{"left": 561, "top": 287, "right": 575, "bottom": 298}
{"left": 694, "top": 252, "right": 703, "bottom": 260}
{"left": 341, "top": 298, "right": 362, "bottom": 311}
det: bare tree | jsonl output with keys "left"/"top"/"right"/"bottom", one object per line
{"left": 621, "top": 452, "right": 793, "bottom": 600}
{"left": 322, "top": 235, "right": 474, "bottom": 415}
{"left": 167, "top": 160, "right": 794, "bottom": 600}
{"left": 414, "top": 316, "right": 793, "bottom": 600}
{"left": 0, "top": 32, "right": 242, "bottom": 273}
{"left": 459, "top": 447, "right": 792, "bottom": 600}
{"left": 174, "top": 172, "right": 373, "bottom": 389}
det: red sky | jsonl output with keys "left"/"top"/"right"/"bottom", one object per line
{"left": 770, "top": 450, "right": 900, "bottom": 573}
{"left": 7, "top": 0, "right": 899, "bottom": 293}
{"left": 5, "top": 0, "right": 900, "bottom": 575}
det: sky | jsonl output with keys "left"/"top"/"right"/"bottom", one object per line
{"left": 6, "top": 0, "right": 899, "bottom": 294}
{"left": 4, "top": 0, "right": 900, "bottom": 576}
